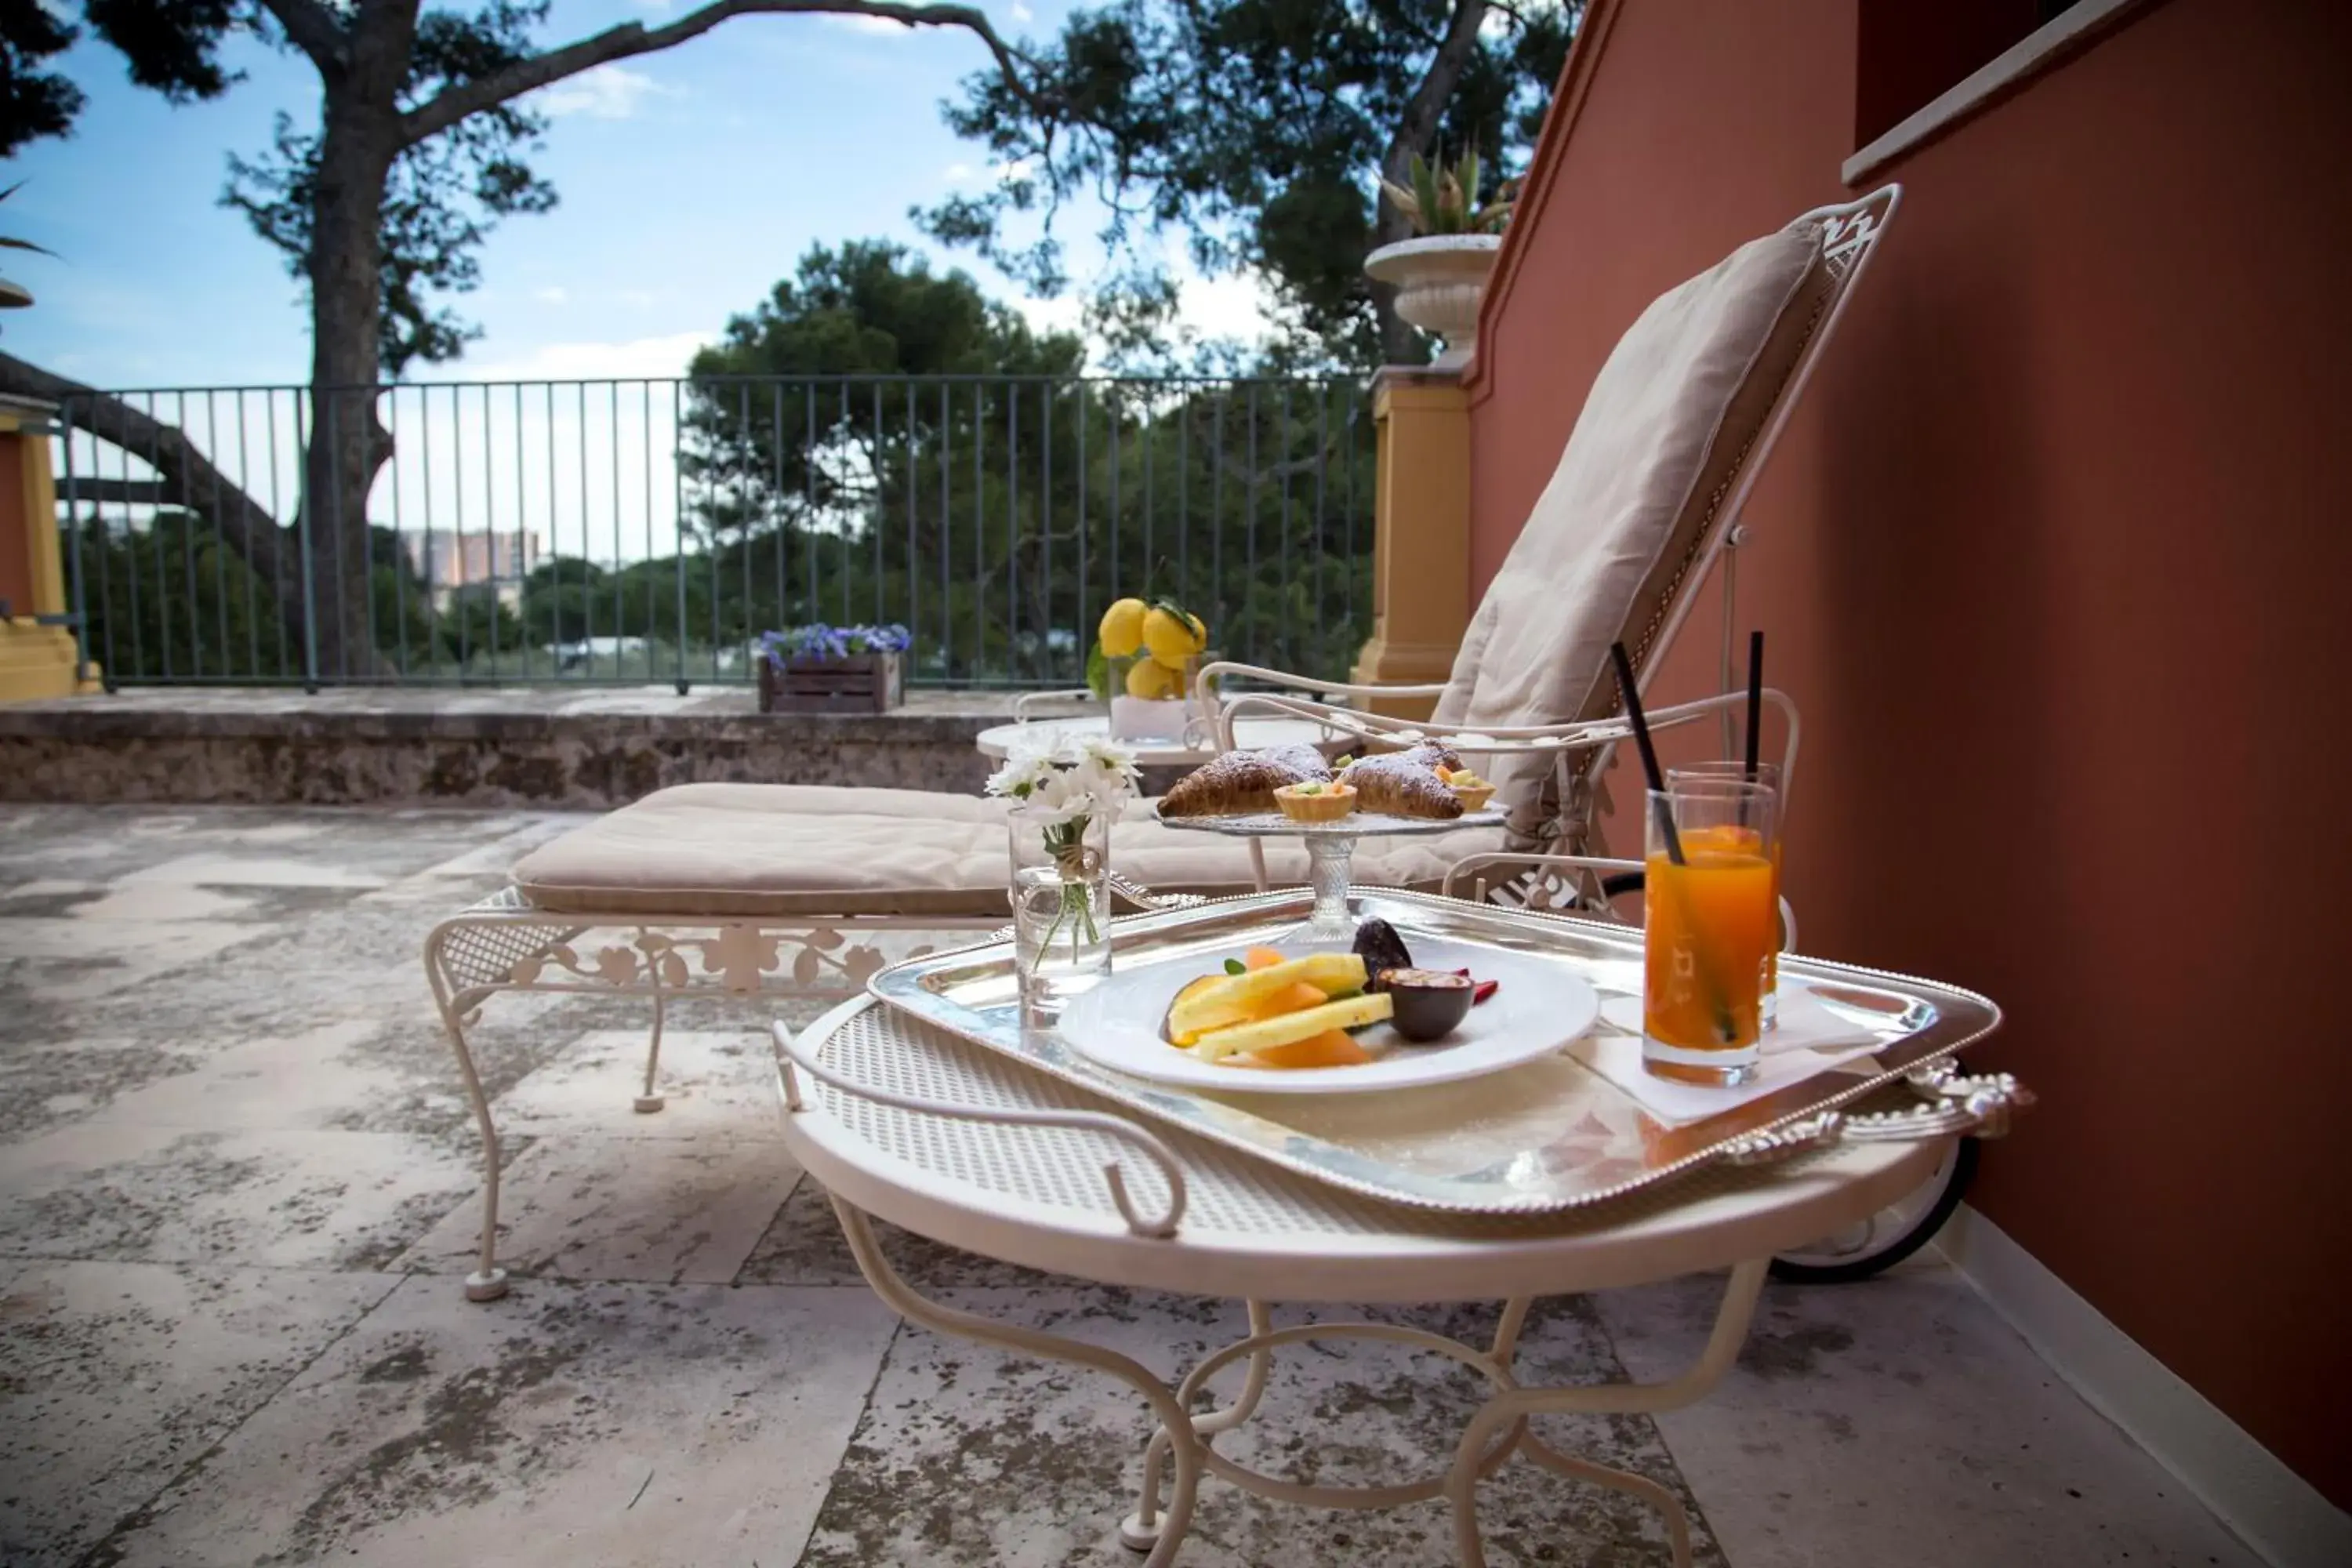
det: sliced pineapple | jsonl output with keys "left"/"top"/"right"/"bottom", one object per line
{"left": 1165, "top": 975, "right": 1224, "bottom": 1047}
{"left": 1188, "top": 991, "right": 1393, "bottom": 1061}
{"left": 1164, "top": 953, "right": 1368, "bottom": 1042}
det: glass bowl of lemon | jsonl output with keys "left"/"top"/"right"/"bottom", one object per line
{"left": 1094, "top": 595, "right": 1210, "bottom": 742}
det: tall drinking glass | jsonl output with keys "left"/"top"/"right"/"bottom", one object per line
{"left": 1642, "top": 777, "right": 1778, "bottom": 1087}
{"left": 1668, "top": 762, "right": 1785, "bottom": 1026}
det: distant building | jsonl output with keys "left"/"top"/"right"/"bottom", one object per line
{"left": 401, "top": 530, "right": 540, "bottom": 609}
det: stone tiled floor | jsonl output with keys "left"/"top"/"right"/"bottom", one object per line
{"left": 0, "top": 804, "right": 2263, "bottom": 1567}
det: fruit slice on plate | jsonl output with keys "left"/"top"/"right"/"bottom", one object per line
{"left": 1165, "top": 953, "right": 1367, "bottom": 1043}
{"left": 1229, "top": 1029, "right": 1374, "bottom": 1069}
{"left": 1163, "top": 977, "right": 1327, "bottom": 1048}
{"left": 1189, "top": 991, "right": 1393, "bottom": 1061}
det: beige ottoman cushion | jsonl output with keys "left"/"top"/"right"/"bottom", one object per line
{"left": 512, "top": 783, "right": 1504, "bottom": 919}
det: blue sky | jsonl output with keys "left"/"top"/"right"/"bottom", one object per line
{"left": 5, "top": 0, "right": 1269, "bottom": 392}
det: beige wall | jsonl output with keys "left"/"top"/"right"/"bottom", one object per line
{"left": 1468, "top": 0, "right": 2352, "bottom": 1505}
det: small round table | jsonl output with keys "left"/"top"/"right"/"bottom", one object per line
{"left": 775, "top": 996, "right": 1950, "bottom": 1567}
{"left": 975, "top": 711, "right": 1341, "bottom": 767}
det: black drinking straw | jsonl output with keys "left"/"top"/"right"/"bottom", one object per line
{"left": 1613, "top": 640, "right": 1737, "bottom": 1044}
{"left": 1743, "top": 629, "right": 1764, "bottom": 782}
{"left": 1610, "top": 641, "right": 1683, "bottom": 865}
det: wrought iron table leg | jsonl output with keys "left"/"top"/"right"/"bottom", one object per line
{"left": 1444, "top": 1258, "right": 1769, "bottom": 1568}
{"left": 830, "top": 1198, "right": 1207, "bottom": 1567}
{"left": 1123, "top": 1298, "right": 1275, "bottom": 1550}
{"left": 826, "top": 1186, "right": 1758, "bottom": 1568}
{"left": 424, "top": 928, "right": 510, "bottom": 1303}
{"left": 634, "top": 956, "right": 667, "bottom": 1113}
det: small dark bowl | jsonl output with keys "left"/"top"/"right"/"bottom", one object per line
{"left": 1381, "top": 967, "right": 1475, "bottom": 1042}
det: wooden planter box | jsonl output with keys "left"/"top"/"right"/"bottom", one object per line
{"left": 758, "top": 652, "right": 905, "bottom": 714}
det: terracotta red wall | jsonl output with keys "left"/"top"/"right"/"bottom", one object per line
{"left": 1469, "top": 0, "right": 2352, "bottom": 1507}
{"left": 0, "top": 436, "right": 30, "bottom": 614}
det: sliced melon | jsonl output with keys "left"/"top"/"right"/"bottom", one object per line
{"left": 1240, "top": 1029, "right": 1374, "bottom": 1069}
{"left": 1189, "top": 991, "right": 1392, "bottom": 1061}
{"left": 1165, "top": 953, "right": 1368, "bottom": 1041}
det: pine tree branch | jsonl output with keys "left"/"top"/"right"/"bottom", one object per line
{"left": 2, "top": 351, "right": 303, "bottom": 606}
{"left": 1385, "top": 0, "right": 1490, "bottom": 194}
{"left": 254, "top": 0, "right": 351, "bottom": 75}
{"left": 398, "top": 0, "right": 1040, "bottom": 146}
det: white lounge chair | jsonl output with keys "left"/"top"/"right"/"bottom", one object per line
{"left": 426, "top": 187, "right": 1899, "bottom": 1300}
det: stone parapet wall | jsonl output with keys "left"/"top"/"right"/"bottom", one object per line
{"left": 0, "top": 688, "right": 1057, "bottom": 807}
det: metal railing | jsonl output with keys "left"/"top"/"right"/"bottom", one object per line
{"left": 51, "top": 374, "right": 1374, "bottom": 689}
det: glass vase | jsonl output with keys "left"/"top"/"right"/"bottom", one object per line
{"left": 1008, "top": 805, "right": 1113, "bottom": 1014}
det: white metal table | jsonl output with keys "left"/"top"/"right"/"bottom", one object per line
{"left": 775, "top": 995, "right": 1951, "bottom": 1566}
{"left": 975, "top": 710, "right": 1342, "bottom": 766}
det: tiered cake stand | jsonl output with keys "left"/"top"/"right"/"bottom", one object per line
{"left": 1156, "top": 807, "right": 1508, "bottom": 943}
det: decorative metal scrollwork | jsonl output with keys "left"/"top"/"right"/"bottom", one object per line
{"left": 506, "top": 924, "right": 918, "bottom": 997}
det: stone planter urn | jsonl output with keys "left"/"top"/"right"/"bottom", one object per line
{"left": 1363, "top": 234, "right": 1502, "bottom": 369}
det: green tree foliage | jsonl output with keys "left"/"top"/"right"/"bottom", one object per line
{"left": 222, "top": 2, "right": 560, "bottom": 375}
{"left": 0, "top": 1, "right": 87, "bottom": 155}
{"left": 922, "top": 0, "right": 1581, "bottom": 368}
{"left": 661, "top": 241, "right": 1376, "bottom": 684}
{"left": 67, "top": 511, "right": 532, "bottom": 684}
{"left": 14, "top": 2, "right": 1040, "bottom": 681}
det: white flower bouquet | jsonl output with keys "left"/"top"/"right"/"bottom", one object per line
{"left": 987, "top": 731, "right": 1142, "bottom": 964}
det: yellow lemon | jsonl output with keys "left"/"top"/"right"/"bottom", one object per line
{"left": 1098, "top": 597, "right": 1148, "bottom": 659}
{"left": 1124, "top": 657, "right": 1183, "bottom": 700}
{"left": 1143, "top": 606, "right": 1207, "bottom": 669}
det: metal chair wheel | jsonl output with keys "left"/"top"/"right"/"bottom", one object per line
{"left": 1767, "top": 1136, "right": 1978, "bottom": 1283}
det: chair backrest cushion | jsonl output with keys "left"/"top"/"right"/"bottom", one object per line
{"left": 1431, "top": 217, "right": 1831, "bottom": 838}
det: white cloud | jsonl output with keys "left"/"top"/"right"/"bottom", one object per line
{"left": 942, "top": 161, "right": 978, "bottom": 184}
{"left": 533, "top": 65, "right": 666, "bottom": 121}
{"left": 1011, "top": 2, "right": 1035, "bottom": 20}
{"left": 1174, "top": 270, "right": 1277, "bottom": 343}
{"left": 456, "top": 330, "right": 720, "bottom": 383}
{"left": 822, "top": 13, "right": 910, "bottom": 34}
{"left": 1017, "top": 294, "right": 1084, "bottom": 337}
{"left": 1011, "top": 267, "right": 1280, "bottom": 361}
{"left": 532, "top": 285, "right": 569, "bottom": 306}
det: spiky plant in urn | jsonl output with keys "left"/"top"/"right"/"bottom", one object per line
{"left": 0, "top": 183, "right": 53, "bottom": 315}
{"left": 1363, "top": 148, "right": 1516, "bottom": 370}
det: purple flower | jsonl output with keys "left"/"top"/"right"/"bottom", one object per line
{"left": 763, "top": 622, "right": 913, "bottom": 664}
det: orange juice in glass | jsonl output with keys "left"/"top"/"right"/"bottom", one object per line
{"left": 1643, "top": 778, "right": 1777, "bottom": 1087}
{"left": 1669, "top": 763, "right": 1784, "bottom": 1027}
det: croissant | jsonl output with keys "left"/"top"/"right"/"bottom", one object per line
{"left": 1160, "top": 744, "right": 1332, "bottom": 816}
{"left": 1343, "top": 742, "right": 1465, "bottom": 818}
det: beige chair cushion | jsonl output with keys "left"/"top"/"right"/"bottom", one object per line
{"left": 513, "top": 782, "right": 1503, "bottom": 918}
{"left": 1432, "top": 217, "right": 1831, "bottom": 840}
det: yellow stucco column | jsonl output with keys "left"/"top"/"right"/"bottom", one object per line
{"left": 1349, "top": 367, "right": 1471, "bottom": 720}
{"left": 0, "top": 394, "right": 100, "bottom": 700}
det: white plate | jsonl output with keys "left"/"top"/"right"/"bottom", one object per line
{"left": 1057, "top": 936, "right": 1599, "bottom": 1095}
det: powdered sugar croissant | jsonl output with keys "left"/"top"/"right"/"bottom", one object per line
{"left": 1160, "top": 744, "right": 1332, "bottom": 816}
{"left": 1342, "top": 742, "right": 1465, "bottom": 818}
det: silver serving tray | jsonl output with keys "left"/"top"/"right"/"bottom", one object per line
{"left": 866, "top": 888, "right": 2003, "bottom": 1216}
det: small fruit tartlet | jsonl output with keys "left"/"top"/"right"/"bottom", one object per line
{"left": 1274, "top": 779, "right": 1356, "bottom": 822}
{"left": 1439, "top": 765, "right": 1495, "bottom": 812}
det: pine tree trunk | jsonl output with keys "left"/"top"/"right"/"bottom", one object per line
{"left": 299, "top": 114, "right": 394, "bottom": 684}
{"left": 1374, "top": 0, "right": 1491, "bottom": 369}
{"left": 296, "top": 65, "right": 404, "bottom": 683}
